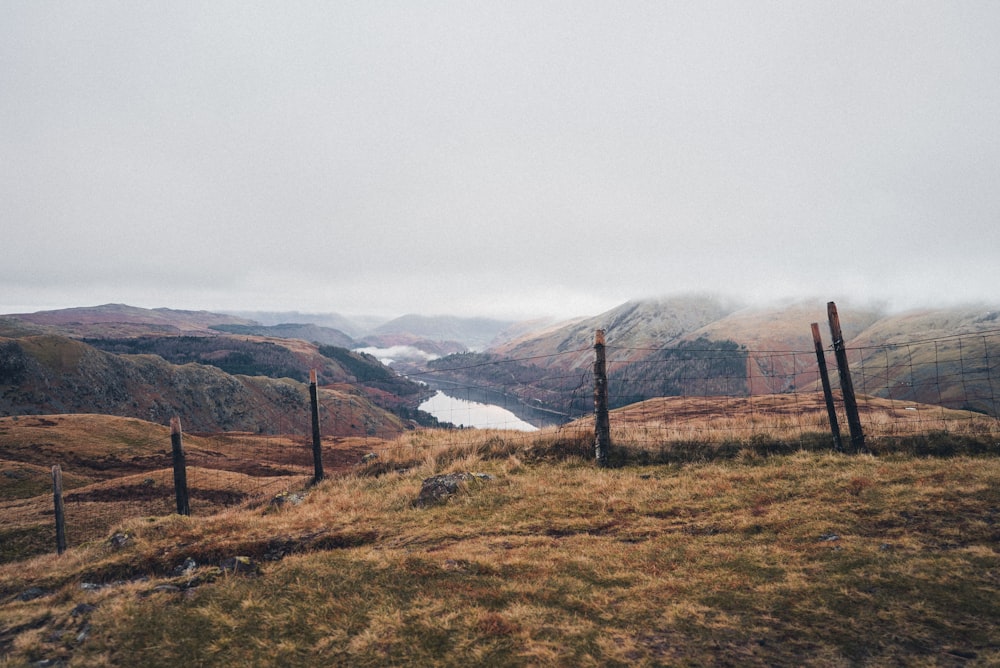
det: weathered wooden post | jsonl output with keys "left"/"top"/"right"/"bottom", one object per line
{"left": 309, "top": 369, "right": 324, "bottom": 483}
{"left": 827, "top": 302, "right": 866, "bottom": 452}
{"left": 811, "top": 322, "right": 844, "bottom": 452}
{"left": 170, "top": 417, "right": 190, "bottom": 515}
{"left": 52, "top": 465, "right": 66, "bottom": 555}
{"left": 594, "top": 329, "right": 611, "bottom": 467}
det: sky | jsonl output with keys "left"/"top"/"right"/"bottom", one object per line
{"left": 2, "top": 2, "right": 999, "bottom": 321}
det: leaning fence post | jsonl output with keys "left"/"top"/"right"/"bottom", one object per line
{"left": 309, "top": 369, "right": 324, "bottom": 483}
{"left": 52, "top": 465, "right": 66, "bottom": 555}
{"left": 170, "top": 417, "right": 190, "bottom": 515}
{"left": 594, "top": 329, "right": 611, "bottom": 467}
{"left": 827, "top": 302, "right": 866, "bottom": 452}
{"left": 811, "top": 322, "right": 844, "bottom": 452}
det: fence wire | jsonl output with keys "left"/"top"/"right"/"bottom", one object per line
{"left": 11, "top": 328, "right": 999, "bottom": 558}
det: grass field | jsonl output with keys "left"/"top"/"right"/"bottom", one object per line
{"left": 1, "top": 398, "right": 998, "bottom": 666}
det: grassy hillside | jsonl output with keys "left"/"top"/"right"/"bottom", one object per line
{"left": 1, "top": 406, "right": 998, "bottom": 666}
{"left": 433, "top": 299, "right": 1000, "bottom": 420}
{"left": 6, "top": 304, "right": 256, "bottom": 338}
{"left": 0, "top": 335, "right": 419, "bottom": 434}
{"left": 0, "top": 414, "right": 386, "bottom": 565}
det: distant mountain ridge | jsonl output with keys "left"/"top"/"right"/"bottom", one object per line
{"left": 8, "top": 304, "right": 255, "bottom": 337}
{"left": 370, "top": 314, "right": 514, "bottom": 351}
{"left": 210, "top": 323, "right": 355, "bottom": 348}
{"left": 4, "top": 298, "right": 999, "bottom": 423}
{"left": 427, "top": 296, "right": 1000, "bottom": 418}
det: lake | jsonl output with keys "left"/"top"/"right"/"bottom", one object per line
{"left": 419, "top": 390, "right": 539, "bottom": 431}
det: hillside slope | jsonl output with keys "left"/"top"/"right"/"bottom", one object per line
{"left": 428, "top": 297, "right": 1000, "bottom": 418}
{"left": 491, "top": 295, "right": 739, "bottom": 370}
{"left": 0, "top": 423, "right": 997, "bottom": 666}
{"left": 209, "top": 323, "right": 355, "bottom": 348}
{"left": 6, "top": 304, "right": 256, "bottom": 338}
{"left": 0, "top": 335, "right": 408, "bottom": 435}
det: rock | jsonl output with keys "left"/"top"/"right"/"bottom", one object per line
{"left": 362, "top": 452, "right": 379, "bottom": 463}
{"left": 269, "top": 491, "right": 305, "bottom": 508}
{"left": 172, "top": 557, "right": 197, "bottom": 576}
{"left": 220, "top": 556, "right": 260, "bottom": 575}
{"left": 414, "top": 472, "right": 495, "bottom": 507}
{"left": 819, "top": 533, "right": 840, "bottom": 542}
{"left": 16, "top": 586, "right": 50, "bottom": 601}
{"left": 71, "top": 603, "right": 96, "bottom": 617}
{"left": 108, "top": 532, "right": 132, "bottom": 549}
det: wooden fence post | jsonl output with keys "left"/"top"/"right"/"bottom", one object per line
{"left": 594, "top": 329, "right": 611, "bottom": 467}
{"left": 811, "top": 322, "right": 844, "bottom": 452}
{"left": 170, "top": 417, "right": 190, "bottom": 516}
{"left": 52, "top": 465, "right": 66, "bottom": 555}
{"left": 309, "top": 369, "right": 324, "bottom": 483}
{"left": 827, "top": 302, "right": 866, "bottom": 452}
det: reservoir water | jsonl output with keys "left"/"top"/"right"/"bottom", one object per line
{"left": 419, "top": 391, "right": 539, "bottom": 431}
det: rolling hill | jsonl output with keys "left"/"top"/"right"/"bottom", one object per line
{"left": 0, "top": 334, "right": 426, "bottom": 435}
{"left": 6, "top": 304, "right": 256, "bottom": 338}
{"left": 426, "top": 297, "right": 1000, "bottom": 418}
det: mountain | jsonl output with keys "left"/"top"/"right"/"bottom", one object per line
{"left": 370, "top": 314, "right": 515, "bottom": 351}
{"left": 843, "top": 305, "right": 1000, "bottom": 414}
{"left": 209, "top": 322, "right": 355, "bottom": 348}
{"left": 6, "top": 304, "right": 255, "bottom": 338}
{"left": 490, "top": 295, "right": 739, "bottom": 370}
{"left": 677, "top": 301, "right": 884, "bottom": 394}
{"left": 0, "top": 334, "right": 420, "bottom": 435}
{"left": 425, "top": 297, "right": 1000, "bottom": 418}
{"left": 427, "top": 296, "right": 741, "bottom": 416}
{"left": 220, "top": 310, "right": 388, "bottom": 338}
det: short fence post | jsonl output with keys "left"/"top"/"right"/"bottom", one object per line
{"left": 827, "top": 302, "right": 866, "bottom": 452}
{"left": 811, "top": 322, "right": 844, "bottom": 452}
{"left": 52, "top": 465, "right": 66, "bottom": 555}
{"left": 309, "top": 369, "right": 324, "bottom": 483}
{"left": 170, "top": 417, "right": 190, "bottom": 515}
{"left": 594, "top": 329, "right": 611, "bottom": 467}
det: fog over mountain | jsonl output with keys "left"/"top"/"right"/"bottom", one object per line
{"left": 2, "top": 3, "right": 998, "bottom": 319}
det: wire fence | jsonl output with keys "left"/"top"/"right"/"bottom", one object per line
{"left": 7, "top": 324, "right": 1000, "bottom": 561}
{"left": 410, "top": 327, "right": 1000, "bottom": 451}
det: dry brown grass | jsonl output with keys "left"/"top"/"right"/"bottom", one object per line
{"left": 1, "top": 404, "right": 998, "bottom": 666}
{"left": 0, "top": 414, "right": 384, "bottom": 563}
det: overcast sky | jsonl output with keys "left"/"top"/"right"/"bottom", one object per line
{"left": 2, "top": 2, "right": 998, "bottom": 320}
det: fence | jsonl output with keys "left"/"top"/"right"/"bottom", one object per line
{"left": 14, "top": 304, "right": 1000, "bottom": 559}
{"left": 409, "top": 303, "right": 1000, "bottom": 460}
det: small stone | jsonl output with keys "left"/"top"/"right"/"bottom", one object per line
{"left": 109, "top": 532, "right": 132, "bottom": 549}
{"left": 16, "top": 586, "right": 50, "bottom": 601}
{"left": 819, "top": 533, "right": 840, "bottom": 542}
{"left": 80, "top": 582, "right": 102, "bottom": 591}
{"left": 173, "top": 557, "right": 197, "bottom": 576}
{"left": 76, "top": 623, "right": 91, "bottom": 642}
{"left": 361, "top": 452, "right": 379, "bottom": 463}
{"left": 270, "top": 492, "right": 305, "bottom": 508}
{"left": 71, "top": 603, "right": 96, "bottom": 617}
{"left": 414, "top": 472, "right": 494, "bottom": 507}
